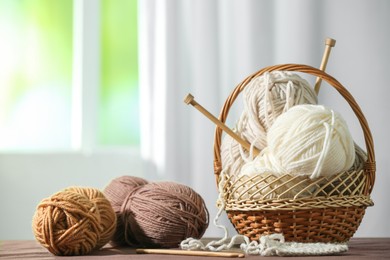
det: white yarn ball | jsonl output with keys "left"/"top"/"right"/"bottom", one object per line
{"left": 241, "top": 104, "right": 355, "bottom": 179}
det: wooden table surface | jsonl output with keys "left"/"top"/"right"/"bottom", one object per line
{"left": 1, "top": 238, "right": 389, "bottom": 259}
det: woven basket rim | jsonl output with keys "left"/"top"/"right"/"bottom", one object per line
{"left": 220, "top": 167, "right": 373, "bottom": 212}
{"left": 213, "top": 63, "right": 376, "bottom": 195}
{"left": 223, "top": 195, "right": 373, "bottom": 211}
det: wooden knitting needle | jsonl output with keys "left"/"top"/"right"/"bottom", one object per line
{"left": 136, "top": 248, "right": 245, "bottom": 258}
{"left": 314, "top": 37, "right": 336, "bottom": 95}
{"left": 184, "top": 93, "right": 260, "bottom": 157}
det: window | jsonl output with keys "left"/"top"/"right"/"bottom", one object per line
{"left": 0, "top": 0, "right": 73, "bottom": 151}
{"left": 0, "top": 0, "right": 141, "bottom": 240}
{"left": 0, "top": 0, "right": 139, "bottom": 151}
{"left": 100, "top": 0, "right": 139, "bottom": 146}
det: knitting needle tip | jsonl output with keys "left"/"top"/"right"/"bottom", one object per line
{"left": 325, "top": 38, "right": 336, "bottom": 47}
{"left": 184, "top": 93, "right": 195, "bottom": 105}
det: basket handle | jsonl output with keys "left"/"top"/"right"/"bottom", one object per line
{"left": 213, "top": 64, "right": 376, "bottom": 195}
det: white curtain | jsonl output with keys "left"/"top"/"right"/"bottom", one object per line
{"left": 139, "top": 0, "right": 390, "bottom": 237}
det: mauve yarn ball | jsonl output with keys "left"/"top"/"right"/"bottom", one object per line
{"left": 32, "top": 187, "right": 116, "bottom": 256}
{"left": 123, "top": 181, "right": 209, "bottom": 248}
{"left": 103, "top": 176, "right": 149, "bottom": 245}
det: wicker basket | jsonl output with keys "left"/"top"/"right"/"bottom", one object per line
{"left": 213, "top": 64, "right": 375, "bottom": 243}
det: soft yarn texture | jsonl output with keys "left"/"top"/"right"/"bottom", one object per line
{"left": 104, "top": 177, "right": 209, "bottom": 248}
{"left": 241, "top": 104, "right": 356, "bottom": 179}
{"left": 221, "top": 71, "right": 318, "bottom": 179}
{"left": 32, "top": 187, "right": 116, "bottom": 256}
{"left": 103, "top": 176, "right": 149, "bottom": 246}
{"left": 123, "top": 182, "right": 209, "bottom": 248}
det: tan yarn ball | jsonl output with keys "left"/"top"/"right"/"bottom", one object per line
{"left": 32, "top": 187, "right": 116, "bottom": 256}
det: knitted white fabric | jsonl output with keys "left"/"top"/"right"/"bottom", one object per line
{"left": 181, "top": 233, "right": 348, "bottom": 256}
{"left": 241, "top": 233, "right": 348, "bottom": 256}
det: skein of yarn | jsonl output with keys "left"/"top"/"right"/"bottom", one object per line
{"left": 241, "top": 104, "right": 356, "bottom": 179}
{"left": 32, "top": 187, "right": 116, "bottom": 256}
{"left": 104, "top": 177, "right": 209, "bottom": 248}
{"left": 239, "top": 71, "right": 318, "bottom": 145}
{"left": 103, "top": 176, "right": 149, "bottom": 246}
{"left": 125, "top": 182, "right": 209, "bottom": 248}
{"left": 221, "top": 71, "right": 318, "bottom": 179}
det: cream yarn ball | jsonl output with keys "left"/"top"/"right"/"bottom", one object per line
{"left": 241, "top": 104, "right": 356, "bottom": 179}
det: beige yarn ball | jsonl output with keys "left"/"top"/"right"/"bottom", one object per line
{"left": 238, "top": 71, "right": 318, "bottom": 149}
{"left": 32, "top": 187, "right": 116, "bottom": 256}
{"left": 221, "top": 71, "right": 318, "bottom": 180}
